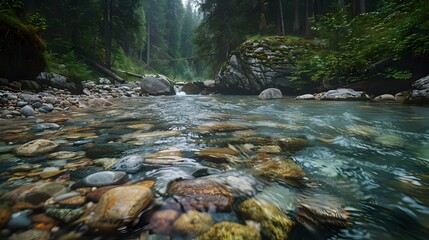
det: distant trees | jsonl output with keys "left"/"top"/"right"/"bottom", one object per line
{"left": 194, "top": 0, "right": 381, "bottom": 74}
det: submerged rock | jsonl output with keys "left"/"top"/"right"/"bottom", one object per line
{"left": 296, "top": 194, "right": 350, "bottom": 229}
{"left": 148, "top": 209, "right": 180, "bottom": 235}
{"left": 236, "top": 198, "right": 294, "bottom": 240}
{"left": 277, "top": 137, "right": 310, "bottom": 152}
{"left": 86, "top": 186, "right": 153, "bottom": 231}
{"left": 195, "top": 221, "right": 261, "bottom": 240}
{"left": 71, "top": 171, "right": 129, "bottom": 189}
{"left": 196, "top": 148, "right": 239, "bottom": 162}
{"left": 252, "top": 154, "right": 306, "bottom": 181}
{"left": 15, "top": 139, "right": 59, "bottom": 157}
{"left": 258, "top": 88, "right": 283, "bottom": 100}
{"left": 9, "top": 229, "right": 51, "bottom": 240}
{"left": 172, "top": 210, "right": 213, "bottom": 238}
{"left": 110, "top": 155, "right": 145, "bottom": 173}
{"left": 45, "top": 208, "right": 84, "bottom": 224}
{"left": 7, "top": 210, "right": 33, "bottom": 230}
{"left": 168, "top": 179, "right": 234, "bottom": 211}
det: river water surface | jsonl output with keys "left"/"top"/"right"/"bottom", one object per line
{"left": 1, "top": 95, "right": 428, "bottom": 239}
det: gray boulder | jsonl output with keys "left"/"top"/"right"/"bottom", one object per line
{"left": 320, "top": 89, "right": 369, "bottom": 101}
{"left": 405, "top": 75, "right": 429, "bottom": 105}
{"left": 20, "top": 105, "right": 35, "bottom": 117}
{"left": 36, "top": 72, "right": 82, "bottom": 94}
{"left": 140, "top": 74, "right": 175, "bottom": 96}
{"left": 215, "top": 36, "right": 318, "bottom": 94}
{"left": 258, "top": 88, "right": 283, "bottom": 100}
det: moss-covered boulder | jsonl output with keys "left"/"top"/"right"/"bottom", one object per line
{"left": 0, "top": 12, "right": 46, "bottom": 80}
{"left": 215, "top": 36, "right": 319, "bottom": 94}
{"left": 236, "top": 198, "right": 294, "bottom": 240}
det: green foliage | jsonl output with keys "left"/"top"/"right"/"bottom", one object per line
{"left": 46, "top": 51, "right": 94, "bottom": 82}
{"left": 381, "top": 68, "right": 412, "bottom": 80}
{"left": 294, "top": 0, "right": 429, "bottom": 87}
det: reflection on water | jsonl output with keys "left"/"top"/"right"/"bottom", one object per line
{"left": 0, "top": 95, "right": 428, "bottom": 239}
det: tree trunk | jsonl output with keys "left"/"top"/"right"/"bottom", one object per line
{"left": 146, "top": 15, "right": 151, "bottom": 68}
{"left": 338, "top": 0, "right": 344, "bottom": 8}
{"left": 279, "top": 0, "right": 285, "bottom": 36}
{"left": 293, "top": 0, "right": 300, "bottom": 34}
{"left": 360, "top": 0, "right": 366, "bottom": 13}
{"left": 104, "top": 0, "right": 112, "bottom": 69}
{"left": 304, "top": 0, "right": 314, "bottom": 36}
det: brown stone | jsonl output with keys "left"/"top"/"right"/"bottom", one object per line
{"left": 168, "top": 179, "right": 234, "bottom": 211}
{"left": 86, "top": 186, "right": 154, "bottom": 231}
{"left": 86, "top": 186, "right": 120, "bottom": 203}
{"left": 172, "top": 210, "right": 213, "bottom": 238}
{"left": 193, "top": 122, "right": 250, "bottom": 133}
{"left": 252, "top": 154, "right": 306, "bottom": 180}
{"left": 58, "top": 195, "right": 86, "bottom": 206}
{"left": 133, "top": 181, "right": 155, "bottom": 189}
{"left": 0, "top": 206, "right": 11, "bottom": 228}
{"left": 196, "top": 148, "right": 238, "bottom": 162}
{"left": 277, "top": 137, "right": 310, "bottom": 152}
{"left": 39, "top": 170, "right": 67, "bottom": 179}
{"left": 15, "top": 139, "right": 59, "bottom": 157}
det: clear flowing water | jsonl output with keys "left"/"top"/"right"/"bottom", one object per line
{"left": 1, "top": 95, "right": 429, "bottom": 239}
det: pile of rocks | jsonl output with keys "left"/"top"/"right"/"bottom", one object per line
{"left": 0, "top": 72, "right": 183, "bottom": 119}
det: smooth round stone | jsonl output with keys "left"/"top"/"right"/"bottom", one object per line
{"left": 7, "top": 210, "right": 32, "bottom": 230}
{"left": 71, "top": 171, "right": 129, "bottom": 189}
{"left": 20, "top": 105, "right": 35, "bottom": 117}
{"left": 110, "top": 154, "right": 145, "bottom": 173}
{"left": 69, "top": 166, "right": 104, "bottom": 181}
{"left": 39, "top": 103, "right": 54, "bottom": 112}
{"left": 86, "top": 186, "right": 153, "bottom": 231}
{"left": 168, "top": 179, "right": 234, "bottom": 212}
{"left": 32, "top": 102, "right": 42, "bottom": 108}
{"left": 15, "top": 139, "right": 59, "bottom": 157}
{"left": 16, "top": 101, "right": 28, "bottom": 108}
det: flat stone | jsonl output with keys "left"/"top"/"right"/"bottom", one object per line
{"left": 71, "top": 171, "right": 129, "bottom": 189}
{"left": 86, "top": 186, "right": 154, "bottom": 231}
{"left": 168, "top": 179, "right": 234, "bottom": 212}
{"left": 196, "top": 148, "right": 239, "bottom": 162}
{"left": 15, "top": 139, "right": 59, "bottom": 157}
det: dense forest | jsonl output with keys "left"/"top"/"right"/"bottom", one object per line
{"left": 0, "top": 0, "right": 202, "bottom": 82}
{"left": 1, "top": 0, "right": 428, "bottom": 87}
